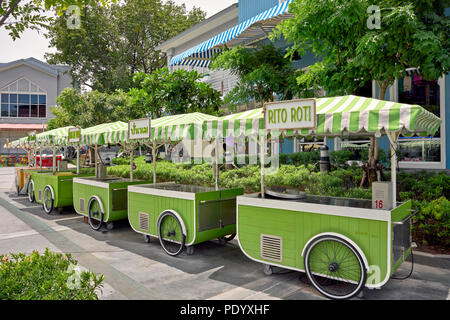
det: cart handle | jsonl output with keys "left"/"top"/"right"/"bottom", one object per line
{"left": 199, "top": 198, "right": 236, "bottom": 204}
{"left": 393, "top": 210, "right": 416, "bottom": 225}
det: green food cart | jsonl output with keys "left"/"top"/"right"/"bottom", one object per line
{"left": 26, "top": 126, "right": 93, "bottom": 214}
{"left": 126, "top": 113, "right": 245, "bottom": 256}
{"left": 204, "top": 95, "right": 442, "bottom": 299}
{"left": 72, "top": 121, "right": 151, "bottom": 230}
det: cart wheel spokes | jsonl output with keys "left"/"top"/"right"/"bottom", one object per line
{"left": 27, "top": 180, "right": 35, "bottom": 203}
{"left": 43, "top": 186, "right": 54, "bottom": 214}
{"left": 305, "top": 235, "right": 366, "bottom": 300}
{"left": 158, "top": 211, "right": 185, "bottom": 256}
{"left": 88, "top": 198, "right": 104, "bottom": 231}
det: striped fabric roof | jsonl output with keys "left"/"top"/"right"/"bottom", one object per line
{"left": 169, "top": 0, "right": 294, "bottom": 67}
{"left": 203, "top": 95, "right": 442, "bottom": 139}
{"left": 80, "top": 121, "right": 128, "bottom": 146}
{"left": 36, "top": 126, "right": 71, "bottom": 146}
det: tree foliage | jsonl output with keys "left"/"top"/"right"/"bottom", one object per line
{"left": 47, "top": 88, "right": 134, "bottom": 129}
{"left": 45, "top": 0, "right": 205, "bottom": 92}
{"left": 128, "top": 68, "right": 222, "bottom": 119}
{"left": 210, "top": 43, "right": 301, "bottom": 110}
{"left": 274, "top": 0, "right": 450, "bottom": 99}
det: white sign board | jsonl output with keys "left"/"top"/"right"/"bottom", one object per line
{"left": 265, "top": 99, "right": 316, "bottom": 131}
{"left": 68, "top": 127, "right": 81, "bottom": 143}
{"left": 128, "top": 118, "right": 151, "bottom": 140}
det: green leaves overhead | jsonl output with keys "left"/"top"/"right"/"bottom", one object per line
{"left": 45, "top": 0, "right": 206, "bottom": 92}
{"left": 129, "top": 68, "right": 222, "bottom": 119}
{"left": 275, "top": 0, "right": 450, "bottom": 99}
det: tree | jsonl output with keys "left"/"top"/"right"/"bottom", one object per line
{"left": 210, "top": 43, "right": 301, "bottom": 111}
{"left": 128, "top": 68, "right": 222, "bottom": 119}
{"left": 45, "top": 0, "right": 206, "bottom": 92}
{"left": 47, "top": 88, "right": 133, "bottom": 130}
{"left": 274, "top": 0, "right": 450, "bottom": 100}
{"left": 0, "top": 0, "right": 103, "bottom": 40}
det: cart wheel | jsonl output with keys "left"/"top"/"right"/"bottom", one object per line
{"left": 263, "top": 264, "right": 273, "bottom": 276}
{"left": 221, "top": 233, "right": 236, "bottom": 242}
{"left": 106, "top": 222, "right": 114, "bottom": 230}
{"left": 158, "top": 211, "right": 185, "bottom": 256}
{"left": 218, "top": 237, "right": 227, "bottom": 246}
{"left": 144, "top": 235, "right": 151, "bottom": 243}
{"left": 186, "top": 246, "right": 194, "bottom": 255}
{"left": 88, "top": 197, "right": 104, "bottom": 231}
{"left": 27, "top": 180, "right": 35, "bottom": 203}
{"left": 43, "top": 186, "right": 54, "bottom": 214}
{"left": 304, "top": 235, "right": 367, "bottom": 300}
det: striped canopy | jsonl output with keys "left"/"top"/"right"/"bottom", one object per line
{"left": 169, "top": 0, "right": 294, "bottom": 68}
{"left": 203, "top": 95, "right": 442, "bottom": 139}
{"left": 6, "top": 137, "right": 28, "bottom": 149}
{"left": 36, "top": 126, "right": 71, "bottom": 146}
{"left": 152, "top": 112, "right": 218, "bottom": 142}
{"left": 80, "top": 121, "right": 128, "bottom": 146}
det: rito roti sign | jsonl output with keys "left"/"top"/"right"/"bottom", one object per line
{"left": 128, "top": 118, "right": 151, "bottom": 140}
{"left": 265, "top": 99, "right": 316, "bottom": 131}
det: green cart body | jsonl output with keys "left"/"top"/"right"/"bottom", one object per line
{"left": 237, "top": 193, "right": 413, "bottom": 291}
{"left": 128, "top": 183, "right": 244, "bottom": 249}
{"left": 73, "top": 177, "right": 152, "bottom": 223}
{"left": 28, "top": 171, "right": 92, "bottom": 209}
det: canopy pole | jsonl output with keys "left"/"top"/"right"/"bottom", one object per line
{"left": 214, "top": 138, "right": 219, "bottom": 191}
{"left": 130, "top": 145, "right": 134, "bottom": 182}
{"left": 39, "top": 147, "right": 42, "bottom": 172}
{"left": 94, "top": 145, "right": 98, "bottom": 178}
{"left": 52, "top": 146, "right": 56, "bottom": 174}
{"left": 152, "top": 140, "right": 156, "bottom": 186}
{"left": 260, "top": 134, "right": 265, "bottom": 198}
{"left": 76, "top": 145, "right": 80, "bottom": 175}
{"left": 386, "top": 131, "right": 400, "bottom": 209}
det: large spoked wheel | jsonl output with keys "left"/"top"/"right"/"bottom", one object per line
{"left": 27, "top": 180, "right": 35, "bottom": 203}
{"left": 88, "top": 197, "right": 104, "bottom": 231}
{"left": 158, "top": 211, "right": 186, "bottom": 257}
{"left": 304, "top": 235, "right": 367, "bottom": 300}
{"left": 43, "top": 186, "right": 54, "bottom": 214}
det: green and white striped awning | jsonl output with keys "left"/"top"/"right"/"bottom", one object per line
{"left": 36, "top": 126, "right": 71, "bottom": 146}
{"left": 80, "top": 121, "right": 128, "bottom": 146}
{"left": 203, "top": 95, "right": 442, "bottom": 138}
{"left": 152, "top": 112, "right": 218, "bottom": 142}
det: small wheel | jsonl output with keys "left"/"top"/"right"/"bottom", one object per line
{"left": 43, "top": 186, "right": 54, "bottom": 214}
{"left": 106, "top": 222, "right": 114, "bottom": 230}
{"left": 218, "top": 237, "right": 227, "bottom": 246}
{"left": 27, "top": 180, "right": 35, "bottom": 203}
{"left": 186, "top": 246, "right": 195, "bottom": 255}
{"left": 304, "top": 235, "right": 367, "bottom": 300}
{"left": 88, "top": 197, "right": 104, "bottom": 231}
{"left": 144, "top": 235, "right": 151, "bottom": 243}
{"left": 158, "top": 211, "right": 186, "bottom": 256}
{"left": 263, "top": 264, "right": 273, "bottom": 276}
{"left": 221, "top": 233, "right": 236, "bottom": 242}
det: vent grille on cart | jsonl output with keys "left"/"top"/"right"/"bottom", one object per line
{"left": 139, "top": 212, "right": 149, "bottom": 231}
{"left": 79, "top": 198, "right": 85, "bottom": 212}
{"left": 260, "top": 234, "right": 283, "bottom": 262}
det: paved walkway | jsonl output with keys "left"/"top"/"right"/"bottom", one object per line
{"left": 0, "top": 167, "right": 448, "bottom": 300}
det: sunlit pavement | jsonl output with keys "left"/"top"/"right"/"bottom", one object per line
{"left": 0, "top": 167, "right": 448, "bottom": 300}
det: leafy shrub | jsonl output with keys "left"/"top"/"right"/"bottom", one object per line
{"left": 0, "top": 249, "right": 103, "bottom": 300}
{"left": 413, "top": 197, "right": 450, "bottom": 248}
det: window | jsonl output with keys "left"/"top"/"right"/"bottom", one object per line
{"left": 0, "top": 78, "right": 47, "bottom": 118}
{"left": 397, "top": 74, "right": 441, "bottom": 163}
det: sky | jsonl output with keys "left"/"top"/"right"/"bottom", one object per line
{"left": 0, "top": 0, "right": 238, "bottom": 63}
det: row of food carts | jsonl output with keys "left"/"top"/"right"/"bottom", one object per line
{"left": 6, "top": 95, "right": 442, "bottom": 299}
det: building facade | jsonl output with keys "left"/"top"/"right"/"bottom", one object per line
{"left": 161, "top": 0, "right": 449, "bottom": 171}
{"left": 0, "top": 57, "right": 72, "bottom": 154}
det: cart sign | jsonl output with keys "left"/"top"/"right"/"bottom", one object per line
{"left": 68, "top": 127, "right": 81, "bottom": 143}
{"left": 265, "top": 99, "right": 316, "bottom": 131}
{"left": 128, "top": 118, "right": 151, "bottom": 140}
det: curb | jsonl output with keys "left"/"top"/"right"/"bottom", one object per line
{"left": 412, "top": 250, "right": 450, "bottom": 269}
